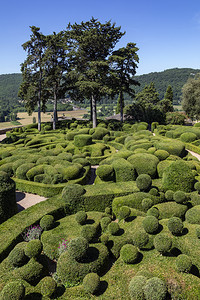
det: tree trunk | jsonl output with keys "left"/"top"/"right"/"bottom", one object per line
{"left": 90, "top": 99, "right": 93, "bottom": 121}
{"left": 91, "top": 94, "right": 97, "bottom": 128}
{"left": 120, "top": 91, "right": 124, "bottom": 123}
{"left": 53, "top": 88, "right": 58, "bottom": 130}
{"left": 38, "top": 71, "right": 42, "bottom": 131}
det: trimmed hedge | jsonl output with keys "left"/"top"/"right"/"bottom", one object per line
{"left": 83, "top": 272, "right": 100, "bottom": 295}
{"left": 0, "top": 171, "right": 17, "bottom": 224}
{"left": 0, "top": 281, "right": 25, "bottom": 300}
{"left": 143, "top": 277, "right": 168, "bottom": 300}
{"left": 154, "top": 139, "right": 186, "bottom": 157}
{"left": 162, "top": 160, "right": 195, "bottom": 192}
{"left": 112, "top": 158, "right": 137, "bottom": 182}
{"left": 127, "top": 153, "right": 159, "bottom": 178}
{"left": 129, "top": 275, "right": 147, "bottom": 300}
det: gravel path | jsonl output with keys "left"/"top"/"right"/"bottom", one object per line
{"left": 187, "top": 150, "right": 200, "bottom": 161}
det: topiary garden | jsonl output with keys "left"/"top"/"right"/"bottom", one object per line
{"left": 1, "top": 119, "right": 200, "bottom": 298}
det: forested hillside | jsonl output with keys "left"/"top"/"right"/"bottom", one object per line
{"left": 0, "top": 68, "right": 199, "bottom": 107}
{"left": 135, "top": 68, "right": 200, "bottom": 104}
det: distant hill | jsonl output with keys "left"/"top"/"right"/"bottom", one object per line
{"left": 0, "top": 68, "right": 200, "bottom": 107}
{"left": 135, "top": 68, "right": 200, "bottom": 103}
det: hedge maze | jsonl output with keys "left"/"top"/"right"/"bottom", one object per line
{"left": 1, "top": 120, "right": 200, "bottom": 299}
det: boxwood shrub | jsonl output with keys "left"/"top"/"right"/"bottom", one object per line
{"left": 143, "top": 277, "right": 168, "bottom": 300}
{"left": 176, "top": 254, "right": 192, "bottom": 273}
{"left": 142, "top": 216, "right": 159, "bottom": 234}
{"left": 167, "top": 217, "right": 184, "bottom": 235}
{"left": 153, "top": 234, "right": 172, "bottom": 254}
{"left": 120, "top": 244, "right": 139, "bottom": 264}
{"left": 83, "top": 272, "right": 100, "bottom": 295}
{"left": 136, "top": 174, "right": 152, "bottom": 191}
{"left": 127, "top": 153, "right": 159, "bottom": 178}
{"left": 40, "top": 276, "right": 57, "bottom": 297}
{"left": 129, "top": 275, "right": 147, "bottom": 300}
{"left": 0, "top": 281, "right": 25, "bottom": 300}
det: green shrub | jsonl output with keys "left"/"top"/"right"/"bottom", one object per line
{"left": 26, "top": 165, "right": 45, "bottom": 181}
{"left": 62, "top": 184, "right": 86, "bottom": 213}
{"left": 165, "top": 190, "right": 174, "bottom": 201}
{"left": 157, "top": 160, "right": 172, "bottom": 178}
{"left": 1, "top": 281, "right": 25, "bottom": 300}
{"left": 129, "top": 275, "right": 147, "bottom": 300}
{"left": 96, "top": 165, "right": 114, "bottom": 181}
{"left": 105, "top": 206, "right": 112, "bottom": 215}
{"left": 40, "top": 214, "right": 54, "bottom": 231}
{"left": 173, "top": 190, "right": 186, "bottom": 204}
{"left": 100, "top": 233, "right": 109, "bottom": 245}
{"left": 154, "top": 202, "right": 187, "bottom": 219}
{"left": 120, "top": 244, "right": 139, "bottom": 264}
{"left": 16, "top": 163, "right": 35, "bottom": 180}
{"left": 194, "top": 182, "right": 200, "bottom": 193}
{"left": 136, "top": 174, "right": 152, "bottom": 191}
{"left": 0, "top": 162, "right": 14, "bottom": 177}
{"left": 7, "top": 246, "right": 27, "bottom": 267}
{"left": 12, "top": 159, "right": 27, "bottom": 174}
{"left": 154, "top": 149, "right": 169, "bottom": 161}
{"left": 162, "top": 160, "right": 195, "bottom": 192}
{"left": 92, "top": 127, "right": 109, "bottom": 140}
{"left": 74, "top": 134, "right": 92, "bottom": 147}
{"left": 13, "top": 257, "right": 44, "bottom": 284}
{"left": 112, "top": 158, "right": 136, "bottom": 182}
{"left": 108, "top": 222, "right": 120, "bottom": 235}
{"left": 153, "top": 234, "right": 172, "bottom": 254}
{"left": 168, "top": 217, "right": 183, "bottom": 235}
{"left": 40, "top": 276, "right": 57, "bottom": 297}
{"left": 147, "top": 207, "right": 160, "bottom": 219}
{"left": 185, "top": 205, "right": 200, "bottom": 224}
{"left": 133, "top": 230, "right": 149, "bottom": 249}
{"left": 83, "top": 272, "right": 100, "bottom": 294}
{"left": 0, "top": 171, "right": 17, "bottom": 224}
{"left": 128, "top": 153, "right": 159, "bottom": 178}
{"left": 68, "top": 237, "right": 89, "bottom": 261}
{"left": 142, "top": 198, "right": 153, "bottom": 211}
{"left": 143, "top": 277, "right": 168, "bottom": 300}
{"left": 57, "top": 243, "right": 109, "bottom": 284}
{"left": 151, "top": 122, "right": 159, "bottom": 132}
{"left": 24, "top": 239, "right": 43, "bottom": 258}
{"left": 75, "top": 211, "right": 87, "bottom": 225}
{"left": 180, "top": 132, "right": 197, "bottom": 143}
{"left": 176, "top": 254, "right": 192, "bottom": 273}
{"left": 80, "top": 225, "right": 97, "bottom": 242}
{"left": 154, "top": 139, "right": 185, "bottom": 157}
{"left": 100, "top": 217, "right": 112, "bottom": 232}
{"left": 143, "top": 216, "right": 159, "bottom": 234}
{"left": 149, "top": 188, "right": 159, "bottom": 196}
{"left": 118, "top": 206, "right": 131, "bottom": 221}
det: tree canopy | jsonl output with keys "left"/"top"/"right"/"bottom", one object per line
{"left": 182, "top": 74, "right": 200, "bottom": 120}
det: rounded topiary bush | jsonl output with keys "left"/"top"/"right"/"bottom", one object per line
{"left": 118, "top": 206, "right": 131, "bottom": 221}
{"left": 8, "top": 247, "right": 27, "bottom": 267}
{"left": 68, "top": 237, "right": 89, "bottom": 261}
{"left": 180, "top": 132, "right": 197, "bottom": 143}
{"left": 120, "top": 244, "right": 139, "bottom": 264}
{"left": 74, "top": 134, "right": 92, "bottom": 147}
{"left": 133, "top": 230, "right": 149, "bottom": 249}
{"left": 127, "top": 153, "right": 159, "bottom": 178}
{"left": 83, "top": 273, "right": 100, "bottom": 294}
{"left": 147, "top": 207, "right": 160, "bottom": 219}
{"left": 96, "top": 164, "right": 114, "bottom": 181}
{"left": 80, "top": 225, "right": 97, "bottom": 242}
{"left": 162, "top": 160, "right": 195, "bottom": 192}
{"left": 75, "top": 211, "right": 87, "bottom": 225}
{"left": 0, "top": 171, "right": 17, "bottom": 224}
{"left": 143, "top": 216, "right": 159, "bottom": 234}
{"left": 136, "top": 174, "right": 152, "bottom": 191}
{"left": 108, "top": 222, "right": 120, "bottom": 235}
{"left": 173, "top": 190, "right": 186, "bottom": 204}
{"left": 154, "top": 149, "right": 169, "bottom": 161}
{"left": 1, "top": 281, "right": 25, "bottom": 300}
{"left": 153, "top": 234, "right": 172, "bottom": 254}
{"left": 129, "top": 275, "right": 147, "bottom": 300}
{"left": 176, "top": 254, "right": 192, "bottom": 273}
{"left": 61, "top": 184, "right": 86, "bottom": 213}
{"left": 165, "top": 190, "right": 174, "bottom": 201}
{"left": 100, "top": 217, "right": 112, "bottom": 232}
{"left": 149, "top": 188, "right": 159, "bottom": 196}
{"left": 105, "top": 206, "right": 112, "bottom": 215}
{"left": 40, "top": 214, "right": 54, "bottom": 231}
{"left": 40, "top": 276, "right": 57, "bottom": 297}
{"left": 185, "top": 206, "right": 200, "bottom": 224}
{"left": 112, "top": 158, "right": 136, "bottom": 182}
{"left": 194, "top": 182, "right": 200, "bottom": 193}
{"left": 143, "top": 277, "right": 168, "bottom": 300}
{"left": 168, "top": 217, "right": 184, "bottom": 235}
{"left": 142, "top": 198, "right": 153, "bottom": 211}
{"left": 16, "top": 163, "right": 35, "bottom": 180}
{"left": 100, "top": 233, "right": 109, "bottom": 245}
{"left": 24, "top": 239, "right": 43, "bottom": 258}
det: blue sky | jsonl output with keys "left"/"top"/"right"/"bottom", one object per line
{"left": 1, "top": 0, "right": 200, "bottom": 75}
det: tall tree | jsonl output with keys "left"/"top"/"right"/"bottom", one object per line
{"left": 67, "top": 17, "right": 125, "bottom": 128}
{"left": 159, "top": 85, "right": 174, "bottom": 113}
{"left": 18, "top": 26, "right": 47, "bottom": 131}
{"left": 109, "top": 43, "right": 139, "bottom": 122}
{"left": 43, "top": 31, "right": 71, "bottom": 129}
{"left": 182, "top": 74, "right": 200, "bottom": 120}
